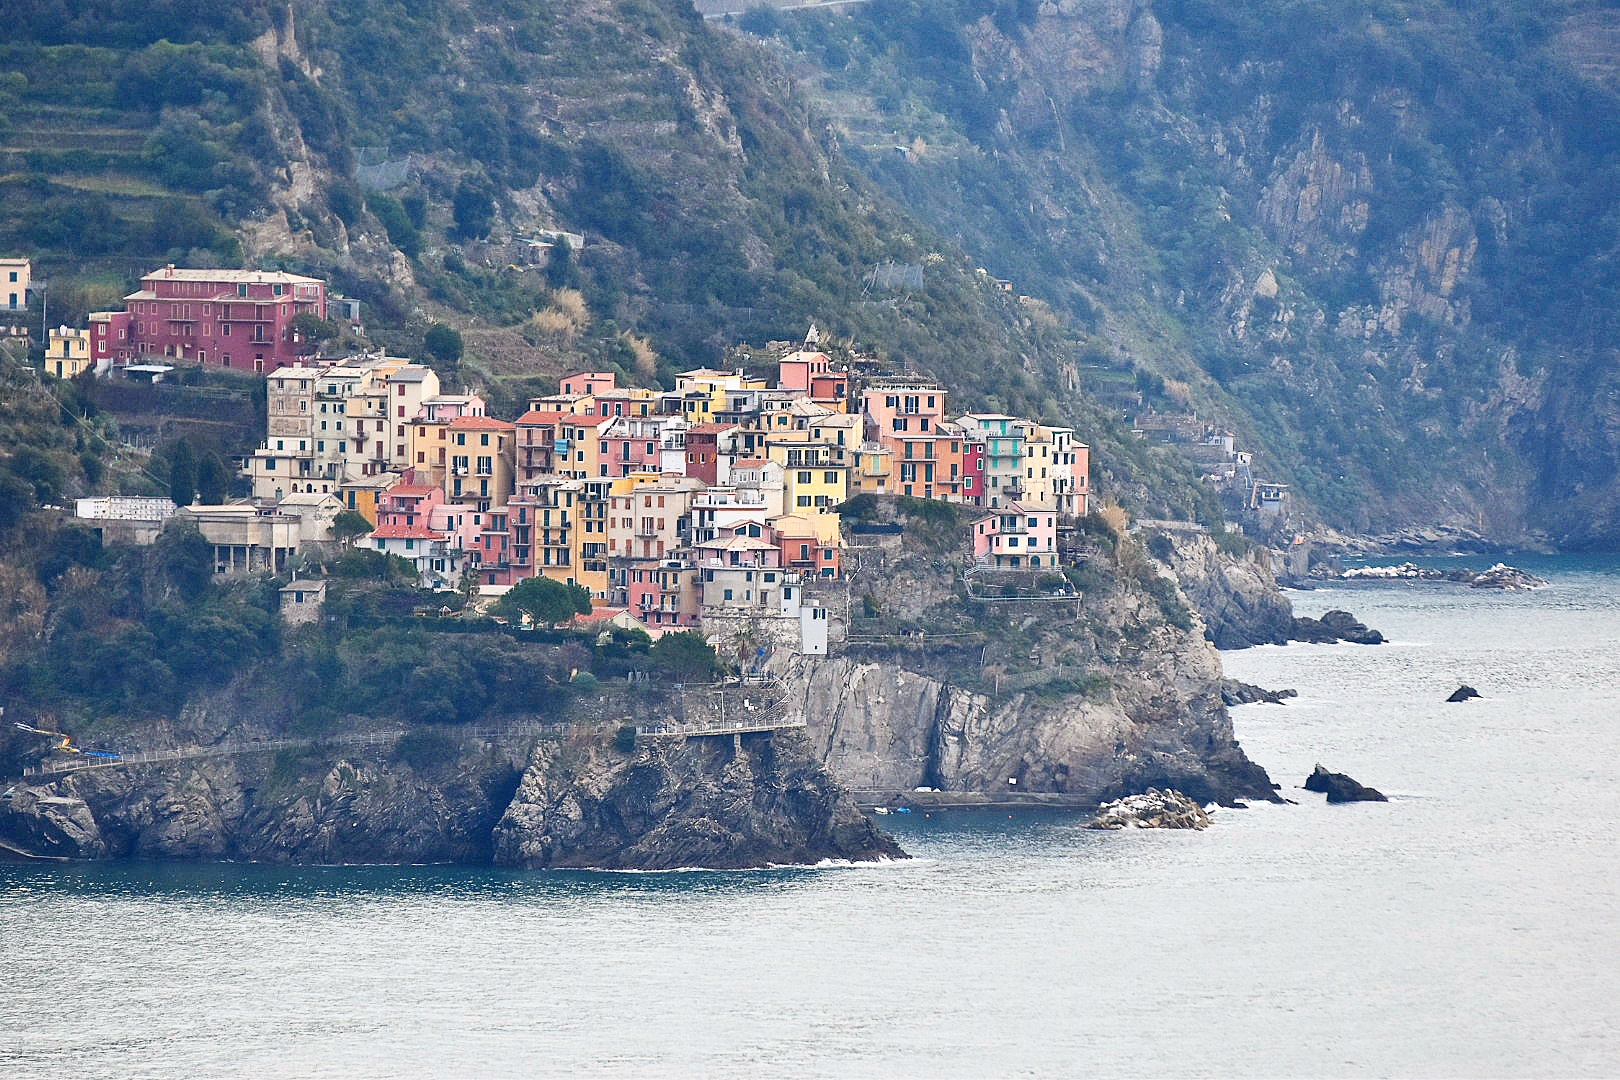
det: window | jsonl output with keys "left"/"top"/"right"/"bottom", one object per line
{"left": 237, "top": 284, "right": 248, "bottom": 297}
{"left": 824, "top": 471, "right": 837, "bottom": 484}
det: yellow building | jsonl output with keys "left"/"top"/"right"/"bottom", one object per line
{"left": 46, "top": 326, "right": 92, "bottom": 379}
{"left": 445, "top": 416, "right": 515, "bottom": 512}
{"left": 555, "top": 414, "right": 613, "bottom": 479}
{"left": 338, "top": 473, "right": 396, "bottom": 524}
{"left": 764, "top": 432, "right": 849, "bottom": 510}
{"left": 566, "top": 478, "right": 613, "bottom": 600}
{"left": 852, "top": 444, "right": 895, "bottom": 495}
{"left": 671, "top": 368, "right": 766, "bottom": 425}
{"left": 1, "top": 258, "right": 30, "bottom": 312}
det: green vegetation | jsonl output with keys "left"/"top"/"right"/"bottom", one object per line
{"left": 751, "top": 0, "right": 1620, "bottom": 539}
{"left": 493, "top": 576, "right": 591, "bottom": 627}
{"left": 647, "top": 631, "right": 721, "bottom": 683}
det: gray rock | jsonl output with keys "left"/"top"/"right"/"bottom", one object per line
{"left": 0, "top": 788, "right": 106, "bottom": 858}
{"left": 1221, "top": 679, "right": 1299, "bottom": 706}
{"left": 493, "top": 731, "right": 904, "bottom": 869}
{"left": 1084, "top": 788, "right": 1211, "bottom": 830}
{"left": 1303, "top": 764, "right": 1387, "bottom": 803}
{"left": 1446, "top": 685, "right": 1481, "bottom": 702}
{"left": 1291, "top": 609, "right": 1385, "bottom": 644}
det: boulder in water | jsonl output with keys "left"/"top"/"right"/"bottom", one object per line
{"left": 1221, "top": 679, "right": 1299, "bottom": 706}
{"left": 1446, "top": 685, "right": 1481, "bottom": 702}
{"left": 1085, "top": 788, "right": 1211, "bottom": 830}
{"left": 1303, "top": 764, "right": 1387, "bottom": 803}
{"left": 1290, "top": 609, "right": 1385, "bottom": 645}
{"left": 1319, "top": 610, "right": 1386, "bottom": 644}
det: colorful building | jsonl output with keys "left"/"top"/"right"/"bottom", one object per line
{"left": 1, "top": 258, "right": 30, "bottom": 311}
{"left": 971, "top": 503, "right": 1058, "bottom": 569}
{"left": 45, "top": 326, "right": 92, "bottom": 378}
{"left": 89, "top": 265, "right": 327, "bottom": 373}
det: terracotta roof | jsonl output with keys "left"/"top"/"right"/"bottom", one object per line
{"left": 370, "top": 523, "right": 441, "bottom": 540}
{"left": 731, "top": 457, "right": 770, "bottom": 468}
{"left": 386, "top": 484, "right": 440, "bottom": 497}
{"left": 516, "top": 410, "right": 574, "bottom": 425}
{"left": 573, "top": 606, "right": 629, "bottom": 624}
{"left": 686, "top": 422, "right": 739, "bottom": 435}
{"left": 448, "top": 415, "right": 515, "bottom": 430}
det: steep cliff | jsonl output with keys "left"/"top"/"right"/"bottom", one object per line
{"left": 788, "top": 508, "right": 1278, "bottom": 806}
{"left": 1150, "top": 530, "right": 1294, "bottom": 648}
{"left": 494, "top": 730, "right": 902, "bottom": 869}
{"left": 0, "top": 714, "right": 897, "bottom": 868}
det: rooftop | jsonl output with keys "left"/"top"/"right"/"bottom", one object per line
{"left": 142, "top": 266, "right": 324, "bottom": 285}
{"left": 516, "top": 409, "right": 576, "bottom": 425}
{"left": 370, "top": 523, "right": 442, "bottom": 540}
{"left": 448, "top": 415, "right": 515, "bottom": 431}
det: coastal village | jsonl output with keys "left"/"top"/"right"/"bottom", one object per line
{"left": 11, "top": 261, "right": 1112, "bottom": 658}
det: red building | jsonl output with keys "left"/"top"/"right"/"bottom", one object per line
{"left": 682, "top": 423, "right": 737, "bottom": 485}
{"left": 89, "top": 265, "right": 327, "bottom": 374}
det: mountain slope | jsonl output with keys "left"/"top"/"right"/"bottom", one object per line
{"left": 747, "top": 0, "right": 1620, "bottom": 545}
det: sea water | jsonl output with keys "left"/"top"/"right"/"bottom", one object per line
{"left": 1, "top": 556, "right": 1616, "bottom": 1078}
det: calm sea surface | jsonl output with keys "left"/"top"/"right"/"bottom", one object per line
{"left": 2, "top": 555, "right": 1617, "bottom": 1078}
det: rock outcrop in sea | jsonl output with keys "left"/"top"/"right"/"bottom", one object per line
{"left": 1446, "top": 685, "right": 1482, "bottom": 702}
{"left": 1334, "top": 562, "right": 1548, "bottom": 589}
{"left": 1221, "top": 679, "right": 1299, "bottom": 706}
{"left": 1303, "top": 764, "right": 1387, "bottom": 803}
{"left": 1084, "top": 789, "right": 1211, "bottom": 830}
{"left": 1291, "top": 610, "right": 1386, "bottom": 644}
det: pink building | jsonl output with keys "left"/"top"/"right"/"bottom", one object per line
{"left": 376, "top": 480, "right": 444, "bottom": 530}
{"left": 599, "top": 416, "right": 669, "bottom": 477}
{"left": 514, "top": 409, "right": 572, "bottom": 483}
{"left": 560, "top": 371, "right": 617, "bottom": 398}
{"left": 89, "top": 265, "right": 327, "bottom": 373}
{"left": 624, "top": 559, "right": 701, "bottom": 628}
{"left": 971, "top": 503, "right": 1058, "bottom": 569}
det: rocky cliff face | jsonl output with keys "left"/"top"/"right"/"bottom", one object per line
{"left": 0, "top": 716, "right": 898, "bottom": 868}
{"left": 796, "top": 644, "right": 1272, "bottom": 807}
{"left": 493, "top": 731, "right": 902, "bottom": 870}
{"left": 1153, "top": 532, "right": 1294, "bottom": 649}
{"left": 787, "top": 519, "right": 1278, "bottom": 807}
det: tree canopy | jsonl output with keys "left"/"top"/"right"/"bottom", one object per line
{"left": 648, "top": 631, "right": 720, "bottom": 683}
{"left": 494, "top": 575, "right": 591, "bottom": 626}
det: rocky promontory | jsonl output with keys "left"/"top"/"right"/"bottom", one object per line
{"left": 0, "top": 710, "right": 903, "bottom": 868}
{"left": 493, "top": 731, "right": 903, "bottom": 870}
